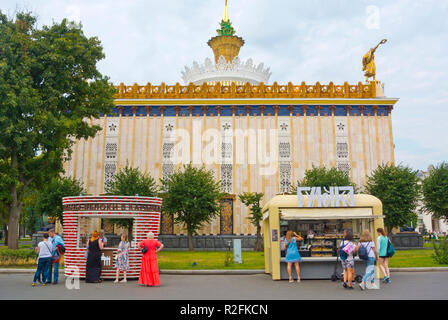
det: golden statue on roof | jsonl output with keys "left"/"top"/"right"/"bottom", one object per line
{"left": 362, "top": 39, "right": 387, "bottom": 82}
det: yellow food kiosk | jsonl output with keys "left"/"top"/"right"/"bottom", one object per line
{"left": 263, "top": 191, "right": 384, "bottom": 280}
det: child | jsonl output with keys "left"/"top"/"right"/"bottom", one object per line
{"left": 114, "top": 234, "right": 130, "bottom": 283}
{"left": 340, "top": 229, "right": 356, "bottom": 289}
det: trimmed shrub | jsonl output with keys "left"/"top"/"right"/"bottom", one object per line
{"left": 432, "top": 239, "right": 448, "bottom": 265}
{"left": 0, "top": 249, "right": 37, "bottom": 265}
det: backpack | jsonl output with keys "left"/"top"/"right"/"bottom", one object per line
{"left": 339, "top": 240, "right": 348, "bottom": 261}
{"left": 57, "top": 244, "right": 66, "bottom": 255}
{"left": 387, "top": 238, "right": 396, "bottom": 257}
{"left": 358, "top": 242, "right": 372, "bottom": 261}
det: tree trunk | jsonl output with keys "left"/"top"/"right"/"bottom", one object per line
{"left": 19, "top": 223, "right": 25, "bottom": 239}
{"left": 187, "top": 231, "right": 194, "bottom": 251}
{"left": 255, "top": 224, "right": 263, "bottom": 252}
{"left": 7, "top": 204, "right": 20, "bottom": 250}
{"left": 7, "top": 154, "right": 24, "bottom": 250}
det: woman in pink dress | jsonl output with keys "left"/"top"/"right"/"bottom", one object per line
{"left": 138, "top": 231, "right": 164, "bottom": 286}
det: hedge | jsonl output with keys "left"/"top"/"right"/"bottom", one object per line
{"left": 0, "top": 249, "right": 37, "bottom": 265}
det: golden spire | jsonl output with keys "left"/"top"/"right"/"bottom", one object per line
{"left": 223, "top": 0, "right": 229, "bottom": 22}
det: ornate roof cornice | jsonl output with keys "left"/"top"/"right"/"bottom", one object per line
{"left": 114, "top": 81, "right": 385, "bottom": 100}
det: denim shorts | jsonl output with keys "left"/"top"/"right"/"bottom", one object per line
{"left": 341, "top": 259, "right": 354, "bottom": 269}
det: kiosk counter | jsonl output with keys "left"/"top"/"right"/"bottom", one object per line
{"left": 262, "top": 194, "right": 384, "bottom": 280}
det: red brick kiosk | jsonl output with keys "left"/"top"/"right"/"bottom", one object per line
{"left": 63, "top": 196, "right": 162, "bottom": 279}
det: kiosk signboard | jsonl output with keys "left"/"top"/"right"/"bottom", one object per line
{"left": 297, "top": 186, "right": 355, "bottom": 208}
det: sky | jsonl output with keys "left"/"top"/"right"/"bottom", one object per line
{"left": 2, "top": 0, "right": 448, "bottom": 171}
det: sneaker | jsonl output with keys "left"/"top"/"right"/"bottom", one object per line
{"left": 359, "top": 283, "right": 366, "bottom": 291}
{"left": 32, "top": 282, "right": 36, "bottom": 287}
{"left": 347, "top": 285, "right": 354, "bottom": 290}
{"left": 386, "top": 278, "right": 391, "bottom": 284}
{"left": 42, "top": 283, "right": 46, "bottom": 287}
{"left": 343, "top": 282, "right": 348, "bottom": 288}
{"left": 382, "top": 276, "right": 389, "bottom": 283}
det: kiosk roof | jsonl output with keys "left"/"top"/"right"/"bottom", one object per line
{"left": 262, "top": 194, "right": 382, "bottom": 213}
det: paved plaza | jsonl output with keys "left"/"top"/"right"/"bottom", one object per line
{"left": 0, "top": 272, "right": 447, "bottom": 300}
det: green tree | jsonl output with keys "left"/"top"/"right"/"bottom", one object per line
{"left": 161, "top": 164, "right": 223, "bottom": 251}
{"left": 36, "top": 176, "right": 85, "bottom": 223}
{"left": 0, "top": 12, "right": 115, "bottom": 249}
{"left": 422, "top": 162, "right": 448, "bottom": 221}
{"left": 239, "top": 192, "right": 264, "bottom": 252}
{"left": 366, "top": 164, "right": 420, "bottom": 233}
{"left": 105, "top": 165, "right": 158, "bottom": 237}
{"left": 292, "top": 166, "right": 357, "bottom": 193}
{"left": 105, "top": 165, "right": 158, "bottom": 197}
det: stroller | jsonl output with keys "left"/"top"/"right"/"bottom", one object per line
{"left": 331, "top": 249, "right": 363, "bottom": 283}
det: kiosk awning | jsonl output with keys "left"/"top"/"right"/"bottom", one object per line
{"left": 279, "top": 207, "right": 379, "bottom": 220}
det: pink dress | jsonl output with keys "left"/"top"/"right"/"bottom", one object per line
{"left": 138, "top": 239, "right": 162, "bottom": 286}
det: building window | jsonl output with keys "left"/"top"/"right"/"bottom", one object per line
{"left": 336, "top": 142, "right": 349, "bottom": 158}
{"left": 220, "top": 198, "right": 234, "bottom": 235}
{"left": 279, "top": 162, "right": 292, "bottom": 193}
{"left": 221, "top": 164, "right": 233, "bottom": 193}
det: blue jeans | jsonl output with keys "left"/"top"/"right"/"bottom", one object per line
{"left": 362, "top": 257, "right": 375, "bottom": 283}
{"left": 33, "top": 257, "right": 51, "bottom": 283}
{"left": 48, "top": 261, "right": 59, "bottom": 283}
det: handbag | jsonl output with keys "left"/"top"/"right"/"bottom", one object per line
{"left": 141, "top": 245, "right": 148, "bottom": 254}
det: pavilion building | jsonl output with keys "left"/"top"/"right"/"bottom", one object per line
{"left": 63, "top": 3, "right": 399, "bottom": 240}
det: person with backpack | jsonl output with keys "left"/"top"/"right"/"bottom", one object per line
{"left": 283, "top": 231, "right": 303, "bottom": 283}
{"left": 48, "top": 229, "right": 65, "bottom": 285}
{"left": 339, "top": 229, "right": 356, "bottom": 289}
{"left": 354, "top": 230, "right": 378, "bottom": 290}
{"left": 377, "top": 228, "right": 392, "bottom": 283}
